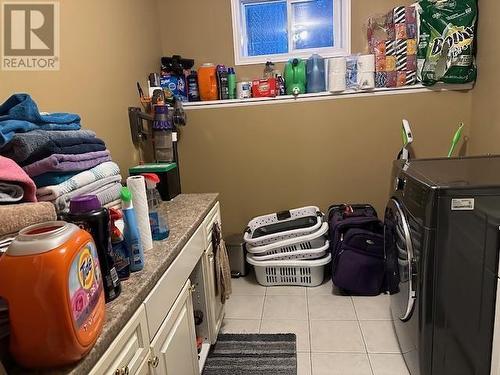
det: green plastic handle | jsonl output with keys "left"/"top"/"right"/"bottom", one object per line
{"left": 448, "top": 123, "right": 464, "bottom": 158}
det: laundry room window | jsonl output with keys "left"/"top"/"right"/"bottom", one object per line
{"left": 231, "top": 0, "right": 351, "bottom": 65}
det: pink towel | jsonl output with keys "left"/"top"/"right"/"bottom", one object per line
{"left": 0, "top": 156, "right": 37, "bottom": 202}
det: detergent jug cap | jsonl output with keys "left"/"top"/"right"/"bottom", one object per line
{"left": 69, "top": 195, "right": 101, "bottom": 214}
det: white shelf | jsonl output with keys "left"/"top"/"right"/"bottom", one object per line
{"left": 198, "top": 342, "right": 211, "bottom": 373}
{"left": 183, "top": 83, "right": 474, "bottom": 110}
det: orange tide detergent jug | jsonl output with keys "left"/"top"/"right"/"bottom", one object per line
{"left": 0, "top": 221, "right": 105, "bottom": 368}
{"left": 198, "top": 63, "right": 218, "bottom": 100}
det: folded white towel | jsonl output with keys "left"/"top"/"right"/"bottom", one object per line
{"left": 37, "top": 161, "right": 120, "bottom": 201}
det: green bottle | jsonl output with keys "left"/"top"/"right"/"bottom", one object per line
{"left": 228, "top": 67, "right": 236, "bottom": 99}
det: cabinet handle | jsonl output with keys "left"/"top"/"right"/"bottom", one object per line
{"left": 114, "top": 366, "right": 129, "bottom": 375}
{"left": 149, "top": 355, "right": 160, "bottom": 368}
{"left": 189, "top": 284, "right": 196, "bottom": 294}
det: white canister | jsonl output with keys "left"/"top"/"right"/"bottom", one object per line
{"left": 357, "top": 54, "right": 376, "bottom": 73}
{"left": 357, "top": 72, "right": 375, "bottom": 90}
{"left": 237, "top": 81, "right": 252, "bottom": 99}
{"left": 328, "top": 73, "right": 347, "bottom": 92}
{"left": 328, "top": 57, "right": 347, "bottom": 74}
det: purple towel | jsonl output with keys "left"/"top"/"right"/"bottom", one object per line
{"left": 23, "top": 150, "right": 112, "bottom": 177}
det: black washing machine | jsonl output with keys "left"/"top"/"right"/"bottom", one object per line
{"left": 384, "top": 156, "right": 500, "bottom": 375}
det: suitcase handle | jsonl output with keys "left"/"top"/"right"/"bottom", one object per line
{"left": 327, "top": 204, "right": 378, "bottom": 219}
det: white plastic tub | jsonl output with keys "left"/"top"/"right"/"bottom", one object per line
{"left": 244, "top": 206, "right": 323, "bottom": 247}
{"left": 250, "top": 240, "right": 329, "bottom": 261}
{"left": 246, "top": 223, "right": 328, "bottom": 256}
{"left": 246, "top": 254, "right": 331, "bottom": 287}
{"left": 247, "top": 222, "right": 329, "bottom": 260}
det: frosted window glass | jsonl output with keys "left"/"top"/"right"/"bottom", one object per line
{"left": 245, "top": 1, "right": 288, "bottom": 56}
{"left": 292, "top": 0, "right": 334, "bottom": 50}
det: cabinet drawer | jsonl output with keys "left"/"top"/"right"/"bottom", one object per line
{"left": 203, "top": 202, "right": 221, "bottom": 246}
{"left": 90, "top": 305, "right": 149, "bottom": 375}
{"left": 144, "top": 224, "right": 204, "bottom": 339}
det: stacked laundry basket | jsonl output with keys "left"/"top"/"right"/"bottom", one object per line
{"left": 244, "top": 206, "right": 331, "bottom": 287}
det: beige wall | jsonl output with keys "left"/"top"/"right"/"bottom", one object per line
{"left": 161, "top": 0, "right": 472, "bottom": 235}
{"left": 179, "top": 92, "right": 471, "bottom": 235}
{"left": 0, "top": 0, "right": 160, "bottom": 173}
{"left": 469, "top": 0, "right": 500, "bottom": 155}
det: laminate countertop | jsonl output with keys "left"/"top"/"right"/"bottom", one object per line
{"left": 8, "top": 193, "right": 219, "bottom": 375}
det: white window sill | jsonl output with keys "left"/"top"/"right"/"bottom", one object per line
{"left": 183, "top": 83, "right": 474, "bottom": 110}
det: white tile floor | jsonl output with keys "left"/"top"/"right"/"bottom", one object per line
{"left": 221, "top": 272, "right": 410, "bottom": 375}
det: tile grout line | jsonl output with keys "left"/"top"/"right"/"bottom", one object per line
{"left": 306, "top": 286, "right": 313, "bottom": 375}
{"left": 258, "top": 287, "right": 268, "bottom": 332}
{"left": 352, "top": 296, "right": 376, "bottom": 375}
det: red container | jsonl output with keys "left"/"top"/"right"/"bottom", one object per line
{"left": 251, "top": 78, "right": 277, "bottom": 98}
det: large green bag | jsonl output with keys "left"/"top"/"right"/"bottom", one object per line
{"left": 417, "top": 0, "right": 477, "bottom": 86}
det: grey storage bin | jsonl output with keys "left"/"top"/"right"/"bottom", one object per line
{"left": 226, "top": 234, "right": 248, "bottom": 277}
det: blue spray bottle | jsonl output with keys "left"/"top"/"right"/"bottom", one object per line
{"left": 121, "top": 186, "right": 145, "bottom": 272}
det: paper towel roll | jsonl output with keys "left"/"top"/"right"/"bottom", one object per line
{"left": 358, "top": 72, "right": 375, "bottom": 90}
{"left": 357, "top": 54, "right": 375, "bottom": 73}
{"left": 127, "top": 175, "right": 153, "bottom": 251}
{"left": 328, "top": 73, "right": 346, "bottom": 92}
{"left": 328, "top": 57, "right": 347, "bottom": 74}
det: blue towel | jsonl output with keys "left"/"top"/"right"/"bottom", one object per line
{"left": 21, "top": 138, "right": 106, "bottom": 166}
{"left": 32, "top": 171, "right": 80, "bottom": 188}
{"left": 0, "top": 93, "right": 81, "bottom": 147}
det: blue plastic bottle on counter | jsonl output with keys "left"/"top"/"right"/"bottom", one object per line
{"left": 306, "top": 54, "right": 326, "bottom": 93}
{"left": 142, "top": 173, "right": 170, "bottom": 241}
{"left": 121, "top": 186, "right": 145, "bottom": 272}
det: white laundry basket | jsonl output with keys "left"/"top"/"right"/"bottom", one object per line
{"left": 244, "top": 206, "right": 323, "bottom": 247}
{"left": 247, "top": 222, "right": 329, "bottom": 261}
{"left": 247, "top": 254, "right": 331, "bottom": 287}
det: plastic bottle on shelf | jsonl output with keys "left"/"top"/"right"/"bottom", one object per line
{"left": 217, "top": 65, "right": 229, "bottom": 100}
{"left": 307, "top": 54, "right": 326, "bottom": 93}
{"left": 187, "top": 70, "right": 200, "bottom": 102}
{"left": 198, "top": 63, "right": 218, "bottom": 101}
{"left": 227, "top": 67, "right": 237, "bottom": 99}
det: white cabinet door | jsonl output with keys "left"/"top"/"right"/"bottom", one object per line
{"left": 202, "top": 243, "right": 225, "bottom": 344}
{"left": 89, "top": 306, "right": 150, "bottom": 375}
{"left": 149, "top": 280, "right": 198, "bottom": 375}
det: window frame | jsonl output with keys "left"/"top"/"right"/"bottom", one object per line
{"left": 230, "top": 0, "right": 351, "bottom": 65}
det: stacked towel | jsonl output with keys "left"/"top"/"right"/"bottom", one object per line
{"left": 37, "top": 161, "right": 123, "bottom": 212}
{"left": 0, "top": 130, "right": 103, "bottom": 165}
{"left": 0, "top": 93, "right": 81, "bottom": 147}
{"left": 23, "top": 150, "right": 112, "bottom": 177}
{"left": 0, "top": 156, "right": 36, "bottom": 203}
{"left": 0, "top": 201, "right": 56, "bottom": 237}
{"left": 0, "top": 94, "right": 123, "bottom": 213}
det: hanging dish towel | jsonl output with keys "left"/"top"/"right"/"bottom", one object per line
{"left": 0, "top": 93, "right": 81, "bottom": 147}
{"left": 0, "top": 156, "right": 36, "bottom": 202}
{"left": 23, "top": 150, "right": 111, "bottom": 177}
{"left": 212, "top": 222, "right": 232, "bottom": 303}
{"left": 36, "top": 161, "right": 120, "bottom": 201}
